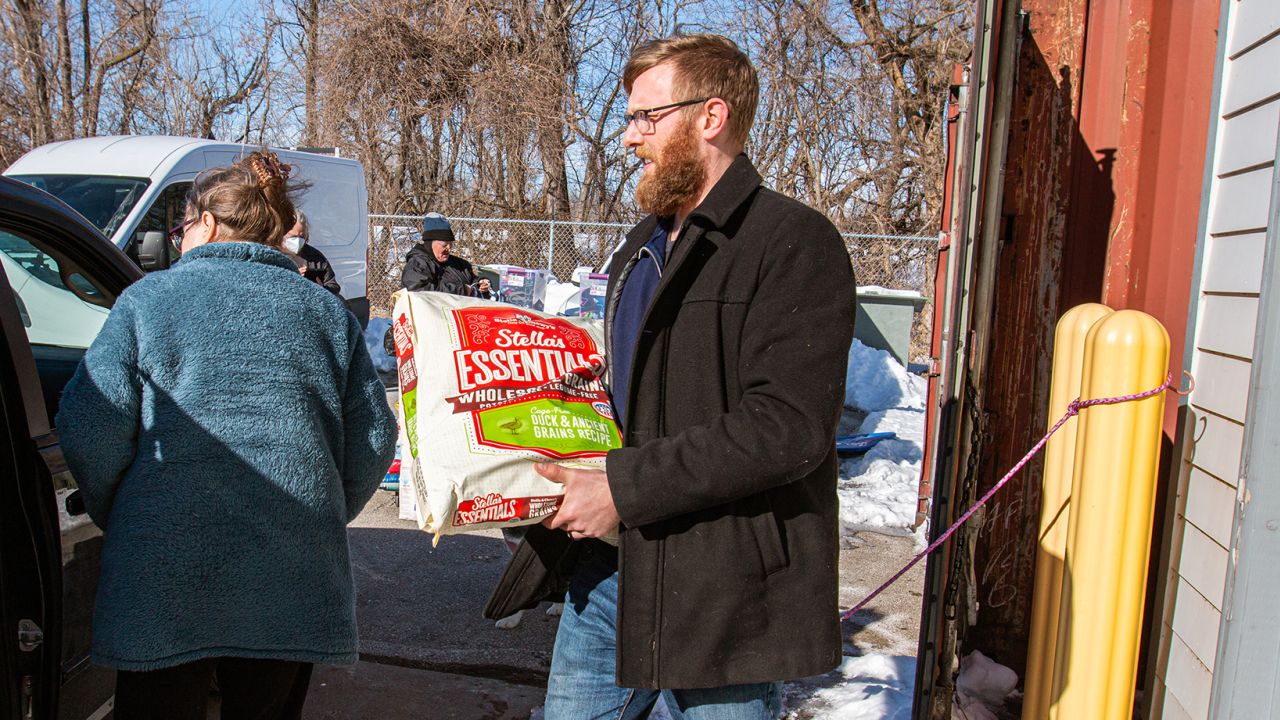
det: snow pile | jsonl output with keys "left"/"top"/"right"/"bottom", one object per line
{"left": 953, "top": 651, "right": 1018, "bottom": 720}
{"left": 846, "top": 339, "right": 925, "bottom": 412}
{"left": 784, "top": 654, "right": 917, "bottom": 719}
{"left": 638, "top": 654, "right": 917, "bottom": 720}
{"left": 839, "top": 340, "right": 927, "bottom": 536}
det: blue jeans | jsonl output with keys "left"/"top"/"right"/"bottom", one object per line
{"left": 544, "top": 543, "right": 783, "bottom": 720}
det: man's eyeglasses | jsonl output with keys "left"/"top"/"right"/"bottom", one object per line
{"left": 623, "top": 98, "right": 709, "bottom": 134}
{"left": 168, "top": 217, "right": 198, "bottom": 252}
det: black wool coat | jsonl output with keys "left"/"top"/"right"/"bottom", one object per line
{"left": 486, "top": 154, "right": 856, "bottom": 689}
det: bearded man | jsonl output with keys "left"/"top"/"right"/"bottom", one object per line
{"left": 486, "top": 34, "right": 856, "bottom": 719}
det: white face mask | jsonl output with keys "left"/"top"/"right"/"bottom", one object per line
{"left": 282, "top": 235, "right": 306, "bottom": 254}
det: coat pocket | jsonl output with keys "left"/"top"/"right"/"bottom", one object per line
{"left": 750, "top": 493, "right": 790, "bottom": 577}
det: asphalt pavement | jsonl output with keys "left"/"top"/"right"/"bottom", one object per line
{"left": 302, "top": 490, "right": 556, "bottom": 718}
{"left": 305, "top": 477, "right": 928, "bottom": 719}
{"left": 346, "top": 491, "right": 560, "bottom": 682}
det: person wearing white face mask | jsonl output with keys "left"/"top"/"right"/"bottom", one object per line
{"left": 283, "top": 210, "right": 342, "bottom": 297}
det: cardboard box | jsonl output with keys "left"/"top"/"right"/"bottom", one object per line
{"left": 578, "top": 273, "right": 608, "bottom": 319}
{"left": 488, "top": 264, "right": 549, "bottom": 310}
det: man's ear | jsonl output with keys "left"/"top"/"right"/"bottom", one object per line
{"left": 701, "top": 98, "right": 731, "bottom": 141}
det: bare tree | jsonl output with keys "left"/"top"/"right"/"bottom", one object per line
{"left": 742, "top": 0, "right": 969, "bottom": 234}
{"left": 0, "top": 0, "right": 968, "bottom": 240}
{"left": 0, "top": 0, "right": 162, "bottom": 152}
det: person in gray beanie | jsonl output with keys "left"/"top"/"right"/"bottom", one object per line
{"left": 400, "top": 212, "right": 492, "bottom": 297}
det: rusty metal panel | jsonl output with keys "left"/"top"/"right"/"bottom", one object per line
{"left": 966, "top": 0, "right": 1091, "bottom": 674}
{"left": 960, "top": 0, "right": 1219, "bottom": 689}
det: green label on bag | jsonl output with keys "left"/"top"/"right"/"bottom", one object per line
{"left": 476, "top": 398, "right": 621, "bottom": 457}
{"left": 439, "top": 306, "right": 620, "bottom": 460}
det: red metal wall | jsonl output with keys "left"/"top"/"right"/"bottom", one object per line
{"left": 967, "top": 0, "right": 1218, "bottom": 676}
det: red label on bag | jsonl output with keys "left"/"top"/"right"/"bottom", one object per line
{"left": 452, "top": 492, "right": 561, "bottom": 526}
{"left": 450, "top": 308, "right": 603, "bottom": 394}
{"left": 393, "top": 313, "right": 418, "bottom": 394}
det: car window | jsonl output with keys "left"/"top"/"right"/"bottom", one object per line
{"left": 8, "top": 174, "right": 149, "bottom": 239}
{"left": 0, "top": 230, "right": 112, "bottom": 349}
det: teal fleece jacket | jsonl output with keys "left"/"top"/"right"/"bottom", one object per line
{"left": 56, "top": 241, "right": 397, "bottom": 671}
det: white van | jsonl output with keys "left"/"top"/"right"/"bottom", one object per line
{"left": 4, "top": 135, "right": 372, "bottom": 323}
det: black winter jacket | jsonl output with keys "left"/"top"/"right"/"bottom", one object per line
{"left": 298, "top": 244, "right": 342, "bottom": 297}
{"left": 486, "top": 155, "right": 857, "bottom": 689}
{"left": 400, "top": 245, "right": 485, "bottom": 297}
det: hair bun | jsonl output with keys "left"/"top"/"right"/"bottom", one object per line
{"left": 249, "top": 152, "right": 292, "bottom": 189}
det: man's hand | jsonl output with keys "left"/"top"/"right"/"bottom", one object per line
{"left": 537, "top": 462, "right": 619, "bottom": 540}
{"left": 476, "top": 278, "right": 491, "bottom": 294}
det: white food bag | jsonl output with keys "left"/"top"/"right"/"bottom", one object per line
{"left": 390, "top": 290, "right": 621, "bottom": 539}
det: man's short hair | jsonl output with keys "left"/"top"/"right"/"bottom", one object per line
{"left": 623, "top": 34, "right": 759, "bottom": 148}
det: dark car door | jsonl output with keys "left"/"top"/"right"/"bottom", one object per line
{"left": 0, "top": 176, "right": 141, "bottom": 719}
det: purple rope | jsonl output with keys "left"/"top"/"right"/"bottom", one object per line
{"left": 839, "top": 372, "right": 1175, "bottom": 622}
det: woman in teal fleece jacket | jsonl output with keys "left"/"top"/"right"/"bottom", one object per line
{"left": 56, "top": 151, "right": 397, "bottom": 719}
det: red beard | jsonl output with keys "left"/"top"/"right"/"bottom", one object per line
{"left": 634, "top": 116, "right": 707, "bottom": 217}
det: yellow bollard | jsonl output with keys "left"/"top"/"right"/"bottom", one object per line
{"left": 1050, "top": 310, "right": 1169, "bottom": 719}
{"left": 1023, "top": 303, "right": 1113, "bottom": 720}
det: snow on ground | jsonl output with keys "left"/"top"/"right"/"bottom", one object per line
{"left": 846, "top": 340, "right": 925, "bottom": 413}
{"left": 536, "top": 650, "right": 1018, "bottom": 720}
{"left": 646, "top": 655, "right": 920, "bottom": 720}
{"left": 839, "top": 340, "right": 928, "bottom": 538}
{"left": 784, "top": 655, "right": 917, "bottom": 720}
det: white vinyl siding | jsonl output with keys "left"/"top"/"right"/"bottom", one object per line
{"left": 1167, "top": 632, "right": 1215, "bottom": 719}
{"left": 1195, "top": 296, "right": 1258, "bottom": 359}
{"left": 1227, "top": 1, "right": 1280, "bottom": 56}
{"left": 1162, "top": 1, "right": 1280, "bottom": 716}
{"left": 1171, "top": 575, "right": 1223, "bottom": 675}
{"left": 1184, "top": 468, "right": 1237, "bottom": 548}
{"left": 1188, "top": 351, "right": 1252, "bottom": 423}
{"left": 1184, "top": 411, "right": 1243, "bottom": 485}
{"left": 1201, "top": 233, "right": 1265, "bottom": 294}
{"left": 1216, "top": 103, "right": 1279, "bottom": 173}
{"left": 1221, "top": 34, "right": 1280, "bottom": 117}
{"left": 1208, "top": 167, "right": 1271, "bottom": 234}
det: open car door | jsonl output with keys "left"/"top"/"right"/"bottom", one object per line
{"left": 0, "top": 176, "right": 141, "bottom": 719}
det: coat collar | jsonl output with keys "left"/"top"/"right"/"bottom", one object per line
{"left": 686, "top": 153, "right": 763, "bottom": 230}
{"left": 617, "top": 153, "right": 763, "bottom": 261}
{"left": 178, "top": 241, "right": 298, "bottom": 272}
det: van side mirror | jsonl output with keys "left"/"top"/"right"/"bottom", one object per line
{"left": 137, "top": 231, "right": 170, "bottom": 271}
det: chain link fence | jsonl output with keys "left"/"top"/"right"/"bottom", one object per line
{"left": 368, "top": 214, "right": 938, "bottom": 362}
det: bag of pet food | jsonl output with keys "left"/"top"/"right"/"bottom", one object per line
{"left": 390, "top": 290, "right": 621, "bottom": 540}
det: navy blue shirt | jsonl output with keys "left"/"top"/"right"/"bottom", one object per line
{"left": 610, "top": 220, "right": 671, "bottom": 428}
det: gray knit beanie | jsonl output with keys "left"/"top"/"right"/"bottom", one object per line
{"left": 421, "top": 212, "right": 455, "bottom": 242}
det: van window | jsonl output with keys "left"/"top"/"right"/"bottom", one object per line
{"left": 130, "top": 181, "right": 192, "bottom": 268}
{"left": 8, "top": 174, "right": 149, "bottom": 239}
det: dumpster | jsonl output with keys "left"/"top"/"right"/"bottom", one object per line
{"left": 853, "top": 287, "right": 926, "bottom": 367}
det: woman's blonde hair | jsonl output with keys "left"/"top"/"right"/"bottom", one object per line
{"left": 186, "top": 150, "right": 309, "bottom": 247}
